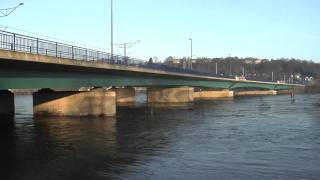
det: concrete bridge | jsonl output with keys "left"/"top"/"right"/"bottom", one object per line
{"left": 0, "top": 30, "right": 303, "bottom": 117}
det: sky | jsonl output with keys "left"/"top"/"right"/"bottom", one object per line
{"left": 1, "top": 0, "right": 320, "bottom": 62}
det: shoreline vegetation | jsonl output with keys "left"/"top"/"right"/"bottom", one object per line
{"left": 164, "top": 57, "right": 320, "bottom": 84}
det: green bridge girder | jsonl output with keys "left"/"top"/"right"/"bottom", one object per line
{"left": 0, "top": 69, "right": 291, "bottom": 90}
{"left": 0, "top": 51, "right": 296, "bottom": 91}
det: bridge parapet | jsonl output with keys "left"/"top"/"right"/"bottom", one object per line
{"left": 0, "top": 30, "right": 145, "bottom": 66}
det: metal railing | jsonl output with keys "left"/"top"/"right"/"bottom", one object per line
{"left": 0, "top": 30, "right": 146, "bottom": 66}
{"left": 0, "top": 30, "right": 236, "bottom": 79}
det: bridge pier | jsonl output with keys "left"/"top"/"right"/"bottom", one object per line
{"left": 234, "top": 90, "right": 277, "bottom": 96}
{"left": 0, "top": 90, "right": 15, "bottom": 117}
{"left": 277, "top": 90, "right": 292, "bottom": 95}
{"left": 113, "top": 87, "right": 136, "bottom": 104}
{"left": 33, "top": 88, "right": 116, "bottom": 117}
{"left": 147, "top": 87, "right": 194, "bottom": 103}
{"left": 194, "top": 89, "right": 234, "bottom": 100}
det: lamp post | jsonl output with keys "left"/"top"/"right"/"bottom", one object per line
{"left": 110, "top": 0, "right": 114, "bottom": 61}
{"left": 216, "top": 61, "right": 218, "bottom": 75}
{"left": 242, "top": 67, "right": 245, "bottom": 77}
{"left": 0, "top": 3, "right": 24, "bottom": 17}
{"left": 189, "top": 38, "right": 193, "bottom": 69}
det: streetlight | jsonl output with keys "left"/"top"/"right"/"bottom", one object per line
{"left": 110, "top": 0, "right": 114, "bottom": 61}
{"left": 216, "top": 61, "right": 218, "bottom": 75}
{"left": 189, "top": 38, "right": 193, "bottom": 69}
{"left": 242, "top": 67, "right": 245, "bottom": 77}
{"left": 0, "top": 3, "right": 24, "bottom": 17}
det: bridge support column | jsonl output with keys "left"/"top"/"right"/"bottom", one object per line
{"left": 234, "top": 90, "right": 277, "bottom": 96}
{"left": 113, "top": 87, "right": 136, "bottom": 104}
{"left": 194, "top": 90, "right": 234, "bottom": 100}
{"left": 0, "top": 90, "right": 15, "bottom": 117}
{"left": 276, "top": 90, "right": 291, "bottom": 95}
{"left": 147, "top": 87, "right": 194, "bottom": 103}
{"left": 33, "top": 88, "right": 116, "bottom": 117}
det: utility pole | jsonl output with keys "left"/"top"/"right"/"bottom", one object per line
{"left": 114, "top": 40, "right": 141, "bottom": 58}
{"left": 0, "top": 3, "right": 24, "bottom": 17}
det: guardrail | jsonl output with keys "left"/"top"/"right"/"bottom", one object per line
{"left": 0, "top": 30, "right": 145, "bottom": 65}
{"left": 0, "top": 30, "right": 239, "bottom": 80}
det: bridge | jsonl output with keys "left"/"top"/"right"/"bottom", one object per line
{"left": 0, "top": 30, "right": 303, "bottom": 117}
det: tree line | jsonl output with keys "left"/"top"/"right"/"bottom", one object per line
{"left": 163, "top": 56, "right": 320, "bottom": 84}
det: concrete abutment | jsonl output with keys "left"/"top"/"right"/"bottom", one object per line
{"left": 33, "top": 88, "right": 116, "bottom": 117}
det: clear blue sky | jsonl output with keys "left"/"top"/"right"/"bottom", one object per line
{"left": 1, "top": 0, "right": 320, "bottom": 61}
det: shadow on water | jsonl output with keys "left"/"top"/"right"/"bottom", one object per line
{"left": 0, "top": 117, "right": 15, "bottom": 180}
{"left": 3, "top": 94, "right": 320, "bottom": 180}
{"left": 0, "top": 117, "right": 15, "bottom": 129}
{"left": 3, "top": 116, "right": 120, "bottom": 180}
{"left": 3, "top": 94, "right": 199, "bottom": 180}
{"left": 3, "top": 104, "right": 199, "bottom": 180}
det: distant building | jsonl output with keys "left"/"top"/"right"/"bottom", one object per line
{"left": 245, "top": 59, "right": 262, "bottom": 64}
{"left": 235, "top": 76, "right": 246, "bottom": 81}
{"left": 164, "top": 57, "right": 181, "bottom": 64}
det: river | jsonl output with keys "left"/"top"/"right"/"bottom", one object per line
{"left": 1, "top": 94, "right": 320, "bottom": 180}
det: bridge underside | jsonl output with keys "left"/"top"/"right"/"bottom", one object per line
{"left": 0, "top": 58, "right": 290, "bottom": 90}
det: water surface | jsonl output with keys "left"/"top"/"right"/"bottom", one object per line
{"left": 1, "top": 94, "right": 320, "bottom": 180}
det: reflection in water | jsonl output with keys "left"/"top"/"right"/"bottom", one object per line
{"left": 0, "top": 117, "right": 15, "bottom": 180}
{"left": 31, "top": 117, "right": 118, "bottom": 180}
{"left": 1, "top": 94, "right": 320, "bottom": 180}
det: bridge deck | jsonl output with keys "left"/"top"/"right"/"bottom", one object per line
{"left": 0, "top": 50, "right": 302, "bottom": 90}
{"left": 0, "top": 30, "right": 302, "bottom": 90}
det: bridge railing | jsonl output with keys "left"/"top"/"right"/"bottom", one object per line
{"left": 0, "top": 30, "right": 238, "bottom": 79}
{"left": 0, "top": 30, "right": 146, "bottom": 66}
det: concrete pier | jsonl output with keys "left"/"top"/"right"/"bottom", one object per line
{"left": 194, "top": 90, "right": 234, "bottom": 100}
{"left": 147, "top": 87, "right": 194, "bottom": 103}
{"left": 277, "top": 90, "right": 292, "bottom": 95}
{"left": 113, "top": 87, "right": 136, "bottom": 103}
{"left": 33, "top": 88, "right": 116, "bottom": 117}
{"left": 0, "top": 90, "right": 14, "bottom": 117}
{"left": 234, "top": 90, "right": 277, "bottom": 96}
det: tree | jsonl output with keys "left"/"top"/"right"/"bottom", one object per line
{"left": 148, "top": 57, "right": 153, "bottom": 64}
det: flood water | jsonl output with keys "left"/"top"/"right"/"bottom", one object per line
{"left": 1, "top": 94, "right": 320, "bottom": 180}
